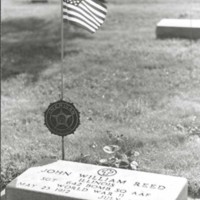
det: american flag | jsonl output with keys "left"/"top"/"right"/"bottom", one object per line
{"left": 63, "top": 0, "right": 107, "bottom": 33}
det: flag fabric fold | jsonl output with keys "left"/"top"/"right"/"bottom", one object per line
{"left": 63, "top": 0, "right": 107, "bottom": 33}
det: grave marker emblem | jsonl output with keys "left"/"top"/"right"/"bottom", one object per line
{"left": 44, "top": 100, "right": 80, "bottom": 136}
{"left": 44, "top": 100, "right": 80, "bottom": 160}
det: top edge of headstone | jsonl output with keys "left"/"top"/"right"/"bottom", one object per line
{"left": 157, "top": 19, "right": 200, "bottom": 28}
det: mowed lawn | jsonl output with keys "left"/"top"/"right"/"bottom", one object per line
{"left": 1, "top": 0, "right": 200, "bottom": 198}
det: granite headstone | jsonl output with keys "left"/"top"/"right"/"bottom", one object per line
{"left": 6, "top": 160, "right": 188, "bottom": 200}
{"left": 156, "top": 19, "right": 200, "bottom": 39}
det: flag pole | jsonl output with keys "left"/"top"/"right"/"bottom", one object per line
{"left": 61, "top": 0, "right": 64, "bottom": 100}
{"left": 61, "top": 0, "right": 65, "bottom": 160}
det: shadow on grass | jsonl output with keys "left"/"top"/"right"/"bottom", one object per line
{"left": 2, "top": 17, "right": 92, "bottom": 81}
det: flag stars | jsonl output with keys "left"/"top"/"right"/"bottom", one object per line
{"left": 65, "top": 0, "right": 82, "bottom": 6}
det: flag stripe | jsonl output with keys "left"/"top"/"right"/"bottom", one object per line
{"left": 86, "top": 0, "right": 107, "bottom": 13}
{"left": 87, "top": 0, "right": 107, "bottom": 9}
{"left": 79, "top": 3, "right": 104, "bottom": 24}
{"left": 64, "top": 11, "right": 97, "bottom": 31}
{"left": 71, "top": 21, "right": 96, "bottom": 33}
{"left": 64, "top": 9, "right": 99, "bottom": 29}
{"left": 82, "top": 1, "right": 106, "bottom": 19}
{"left": 64, "top": 15, "right": 96, "bottom": 33}
{"left": 63, "top": 3, "right": 100, "bottom": 26}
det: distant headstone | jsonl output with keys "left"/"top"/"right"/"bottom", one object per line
{"left": 31, "top": 0, "right": 48, "bottom": 3}
{"left": 156, "top": 19, "right": 200, "bottom": 39}
{"left": 6, "top": 160, "right": 188, "bottom": 200}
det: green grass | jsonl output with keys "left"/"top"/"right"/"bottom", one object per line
{"left": 1, "top": 0, "right": 200, "bottom": 198}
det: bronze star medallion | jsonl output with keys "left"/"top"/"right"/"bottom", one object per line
{"left": 44, "top": 100, "right": 80, "bottom": 136}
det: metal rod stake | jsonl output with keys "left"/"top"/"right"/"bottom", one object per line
{"left": 62, "top": 136, "right": 65, "bottom": 160}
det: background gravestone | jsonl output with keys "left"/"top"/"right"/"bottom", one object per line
{"left": 31, "top": 0, "right": 48, "bottom": 3}
{"left": 156, "top": 19, "right": 200, "bottom": 39}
